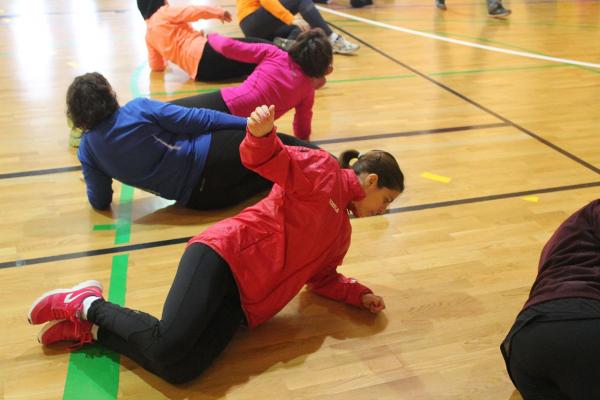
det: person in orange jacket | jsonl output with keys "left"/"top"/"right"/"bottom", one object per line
{"left": 138, "top": 0, "right": 271, "bottom": 81}
{"left": 28, "top": 104, "right": 404, "bottom": 384}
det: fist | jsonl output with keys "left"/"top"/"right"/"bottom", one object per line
{"left": 361, "top": 293, "right": 385, "bottom": 314}
{"left": 247, "top": 105, "right": 275, "bottom": 137}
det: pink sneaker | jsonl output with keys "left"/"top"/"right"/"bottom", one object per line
{"left": 38, "top": 320, "right": 94, "bottom": 349}
{"left": 28, "top": 280, "right": 103, "bottom": 325}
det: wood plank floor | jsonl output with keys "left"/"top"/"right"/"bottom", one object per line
{"left": 0, "top": 0, "right": 599, "bottom": 398}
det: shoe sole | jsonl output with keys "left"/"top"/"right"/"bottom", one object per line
{"left": 27, "top": 280, "right": 103, "bottom": 325}
{"left": 333, "top": 47, "right": 360, "bottom": 55}
{"left": 489, "top": 10, "right": 511, "bottom": 17}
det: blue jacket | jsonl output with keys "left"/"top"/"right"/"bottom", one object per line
{"left": 78, "top": 97, "right": 247, "bottom": 209}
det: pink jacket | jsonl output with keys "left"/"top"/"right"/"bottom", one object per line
{"left": 208, "top": 33, "right": 317, "bottom": 140}
{"left": 188, "top": 128, "right": 372, "bottom": 328}
{"left": 145, "top": 5, "right": 227, "bottom": 79}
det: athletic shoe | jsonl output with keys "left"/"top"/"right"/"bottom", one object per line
{"left": 435, "top": 0, "right": 447, "bottom": 10}
{"left": 331, "top": 35, "right": 359, "bottom": 55}
{"left": 488, "top": 4, "right": 511, "bottom": 17}
{"left": 313, "top": 0, "right": 332, "bottom": 3}
{"left": 273, "top": 37, "right": 296, "bottom": 51}
{"left": 28, "top": 280, "right": 103, "bottom": 325}
{"left": 38, "top": 320, "right": 94, "bottom": 349}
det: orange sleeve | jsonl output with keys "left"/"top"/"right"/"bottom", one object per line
{"left": 145, "top": 36, "right": 166, "bottom": 71}
{"left": 258, "top": 0, "right": 295, "bottom": 24}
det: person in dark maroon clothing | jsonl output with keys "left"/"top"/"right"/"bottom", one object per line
{"left": 501, "top": 199, "right": 600, "bottom": 400}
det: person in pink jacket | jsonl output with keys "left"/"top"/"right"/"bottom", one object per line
{"left": 138, "top": 0, "right": 271, "bottom": 81}
{"left": 171, "top": 28, "right": 333, "bottom": 141}
{"left": 27, "top": 104, "right": 404, "bottom": 384}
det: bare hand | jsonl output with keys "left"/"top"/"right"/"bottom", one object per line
{"left": 220, "top": 10, "right": 232, "bottom": 23}
{"left": 292, "top": 18, "right": 310, "bottom": 32}
{"left": 247, "top": 105, "right": 275, "bottom": 137}
{"left": 361, "top": 293, "right": 386, "bottom": 313}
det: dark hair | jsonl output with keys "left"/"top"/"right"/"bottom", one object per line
{"left": 66, "top": 72, "right": 119, "bottom": 131}
{"left": 137, "top": 0, "right": 165, "bottom": 20}
{"left": 288, "top": 28, "right": 333, "bottom": 78}
{"left": 339, "top": 150, "right": 405, "bottom": 192}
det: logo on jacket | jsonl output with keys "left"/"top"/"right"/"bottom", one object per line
{"left": 329, "top": 198, "right": 339, "bottom": 213}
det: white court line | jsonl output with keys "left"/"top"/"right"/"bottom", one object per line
{"left": 317, "top": 6, "right": 600, "bottom": 69}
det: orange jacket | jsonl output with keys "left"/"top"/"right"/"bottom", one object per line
{"left": 237, "top": 0, "right": 295, "bottom": 25}
{"left": 145, "top": 5, "right": 227, "bottom": 79}
{"left": 188, "top": 129, "right": 372, "bottom": 328}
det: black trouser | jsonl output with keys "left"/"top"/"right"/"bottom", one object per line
{"left": 508, "top": 317, "right": 600, "bottom": 399}
{"left": 88, "top": 244, "right": 243, "bottom": 384}
{"left": 187, "top": 130, "right": 318, "bottom": 209}
{"left": 196, "top": 38, "right": 273, "bottom": 82}
{"left": 239, "top": 0, "right": 333, "bottom": 41}
{"left": 169, "top": 90, "right": 230, "bottom": 113}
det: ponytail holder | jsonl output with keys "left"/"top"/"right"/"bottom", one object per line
{"left": 349, "top": 156, "right": 360, "bottom": 167}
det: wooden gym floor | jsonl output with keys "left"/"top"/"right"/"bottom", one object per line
{"left": 0, "top": 0, "right": 599, "bottom": 398}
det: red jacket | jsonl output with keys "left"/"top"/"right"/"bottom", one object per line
{"left": 188, "top": 128, "right": 373, "bottom": 328}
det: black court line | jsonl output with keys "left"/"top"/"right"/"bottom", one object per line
{"left": 389, "top": 181, "right": 600, "bottom": 214}
{"left": 0, "top": 165, "right": 81, "bottom": 180}
{"left": 2, "top": 180, "right": 599, "bottom": 270}
{"left": 1, "top": 237, "right": 191, "bottom": 270}
{"left": 328, "top": 23, "right": 600, "bottom": 176}
{"left": 0, "top": 123, "right": 503, "bottom": 180}
{"left": 313, "top": 122, "right": 507, "bottom": 145}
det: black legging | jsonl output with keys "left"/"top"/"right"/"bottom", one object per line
{"left": 196, "top": 37, "right": 274, "bottom": 82}
{"left": 508, "top": 316, "right": 600, "bottom": 399}
{"left": 187, "top": 130, "right": 318, "bottom": 209}
{"left": 89, "top": 243, "right": 243, "bottom": 384}
{"left": 169, "top": 90, "right": 230, "bottom": 113}
{"left": 239, "top": 0, "right": 333, "bottom": 41}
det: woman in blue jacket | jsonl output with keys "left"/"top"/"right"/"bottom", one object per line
{"left": 69, "top": 72, "right": 315, "bottom": 210}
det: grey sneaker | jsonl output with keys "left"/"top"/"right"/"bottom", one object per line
{"left": 273, "top": 37, "right": 296, "bottom": 51}
{"left": 488, "top": 4, "right": 511, "bottom": 17}
{"left": 331, "top": 35, "right": 359, "bottom": 55}
{"left": 435, "top": 0, "right": 447, "bottom": 10}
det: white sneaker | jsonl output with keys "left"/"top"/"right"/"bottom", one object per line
{"left": 331, "top": 35, "right": 359, "bottom": 54}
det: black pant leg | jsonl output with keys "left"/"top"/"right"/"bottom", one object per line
{"left": 239, "top": 8, "right": 301, "bottom": 41}
{"left": 89, "top": 244, "right": 240, "bottom": 366}
{"left": 168, "top": 90, "right": 230, "bottom": 113}
{"left": 97, "top": 293, "right": 243, "bottom": 384}
{"left": 509, "top": 318, "right": 600, "bottom": 399}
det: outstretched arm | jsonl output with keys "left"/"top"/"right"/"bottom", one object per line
{"left": 307, "top": 268, "right": 384, "bottom": 313}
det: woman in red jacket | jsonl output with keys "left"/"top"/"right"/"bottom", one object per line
{"left": 27, "top": 105, "right": 404, "bottom": 384}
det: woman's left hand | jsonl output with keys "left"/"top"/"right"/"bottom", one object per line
{"left": 361, "top": 293, "right": 386, "bottom": 313}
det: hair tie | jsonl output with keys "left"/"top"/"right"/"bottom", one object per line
{"left": 349, "top": 156, "right": 360, "bottom": 166}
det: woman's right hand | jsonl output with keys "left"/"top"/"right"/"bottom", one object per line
{"left": 292, "top": 18, "right": 310, "bottom": 32}
{"left": 247, "top": 105, "right": 275, "bottom": 137}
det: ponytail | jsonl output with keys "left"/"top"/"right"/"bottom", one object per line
{"left": 338, "top": 149, "right": 405, "bottom": 192}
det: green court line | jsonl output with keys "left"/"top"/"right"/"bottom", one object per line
{"left": 62, "top": 254, "right": 128, "bottom": 400}
{"left": 140, "top": 62, "right": 566, "bottom": 97}
{"left": 93, "top": 224, "right": 116, "bottom": 231}
{"left": 63, "top": 62, "right": 145, "bottom": 399}
{"left": 115, "top": 185, "right": 134, "bottom": 245}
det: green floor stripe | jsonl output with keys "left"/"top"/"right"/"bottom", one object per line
{"left": 141, "top": 62, "right": 568, "bottom": 98}
{"left": 93, "top": 224, "right": 116, "bottom": 231}
{"left": 115, "top": 185, "right": 134, "bottom": 245}
{"left": 62, "top": 254, "right": 129, "bottom": 400}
